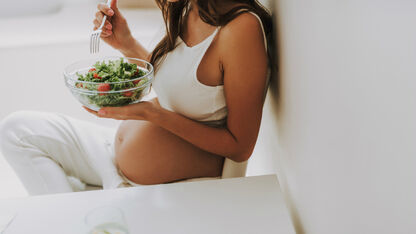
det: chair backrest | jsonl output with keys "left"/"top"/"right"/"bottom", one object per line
{"left": 221, "top": 159, "right": 248, "bottom": 179}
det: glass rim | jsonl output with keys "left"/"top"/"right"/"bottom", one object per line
{"left": 65, "top": 81, "right": 151, "bottom": 94}
{"left": 63, "top": 56, "right": 154, "bottom": 85}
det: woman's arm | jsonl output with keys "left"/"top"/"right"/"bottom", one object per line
{"left": 94, "top": 0, "right": 150, "bottom": 61}
{"left": 119, "top": 39, "right": 151, "bottom": 61}
{"left": 86, "top": 13, "right": 268, "bottom": 162}
{"left": 151, "top": 13, "right": 268, "bottom": 162}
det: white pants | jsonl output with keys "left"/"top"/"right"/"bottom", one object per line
{"left": 0, "top": 111, "right": 134, "bottom": 196}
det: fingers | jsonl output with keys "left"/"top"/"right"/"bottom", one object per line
{"left": 101, "top": 30, "right": 113, "bottom": 38}
{"left": 94, "top": 11, "right": 113, "bottom": 27}
{"left": 93, "top": 18, "right": 99, "bottom": 28}
{"left": 95, "top": 11, "right": 104, "bottom": 23}
{"left": 93, "top": 18, "right": 112, "bottom": 36}
{"left": 98, "top": 107, "right": 130, "bottom": 120}
{"left": 110, "top": 0, "right": 120, "bottom": 14}
{"left": 93, "top": 0, "right": 125, "bottom": 34}
{"left": 83, "top": 106, "right": 117, "bottom": 119}
{"left": 83, "top": 106, "right": 98, "bottom": 116}
{"left": 97, "top": 3, "right": 114, "bottom": 17}
{"left": 99, "top": 107, "right": 121, "bottom": 117}
{"left": 93, "top": 2, "right": 115, "bottom": 32}
{"left": 93, "top": 18, "right": 112, "bottom": 30}
{"left": 84, "top": 104, "right": 144, "bottom": 121}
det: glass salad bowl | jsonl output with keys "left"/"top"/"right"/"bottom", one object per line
{"left": 64, "top": 56, "right": 154, "bottom": 111}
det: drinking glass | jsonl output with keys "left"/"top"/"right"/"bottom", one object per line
{"left": 85, "top": 205, "right": 129, "bottom": 234}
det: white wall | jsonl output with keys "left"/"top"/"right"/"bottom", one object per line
{"left": 0, "top": 2, "right": 163, "bottom": 199}
{"left": 252, "top": 0, "right": 416, "bottom": 233}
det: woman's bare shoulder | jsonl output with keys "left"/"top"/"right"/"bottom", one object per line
{"left": 219, "top": 12, "right": 264, "bottom": 43}
{"left": 217, "top": 12, "right": 265, "bottom": 55}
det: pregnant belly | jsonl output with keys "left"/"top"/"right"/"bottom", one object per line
{"left": 114, "top": 120, "right": 224, "bottom": 185}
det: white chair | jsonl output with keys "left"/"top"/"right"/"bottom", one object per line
{"left": 75, "top": 158, "right": 247, "bottom": 191}
{"left": 220, "top": 159, "right": 247, "bottom": 179}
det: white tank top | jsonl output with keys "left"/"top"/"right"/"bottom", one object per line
{"left": 153, "top": 12, "right": 268, "bottom": 126}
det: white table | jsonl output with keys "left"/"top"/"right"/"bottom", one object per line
{"left": 0, "top": 175, "right": 294, "bottom": 234}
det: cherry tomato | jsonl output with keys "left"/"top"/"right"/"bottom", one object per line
{"left": 123, "top": 91, "right": 133, "bottom": 97}
{"left": 93, "top": 73, "right": 101, "bottom": 79}
{"left": 97, "top": 83, "right": 111, "bottom": 96}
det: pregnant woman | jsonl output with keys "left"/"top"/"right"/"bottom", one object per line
{"left": 0, "top": 0, "right": 272, "bottom": 195}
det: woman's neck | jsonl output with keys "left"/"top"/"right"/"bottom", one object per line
{"left": 188, "top": 2, "right": 200, "bottom": 23}
{"left": 181, "top": 1, "right": 217, "bottom": 47}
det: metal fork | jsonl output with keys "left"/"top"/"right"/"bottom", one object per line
{"left": 90, "top": 0, "right": 113, "bottom": 54}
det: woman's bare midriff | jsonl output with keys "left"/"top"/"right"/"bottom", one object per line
{"left": 114, "top": 119, "right": 225, "bottom": 185}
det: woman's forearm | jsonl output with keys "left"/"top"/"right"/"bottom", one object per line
{"left": 147, "top": 108, "right": 249, "bottom": 162}
{"left": 119, "top": 38, "right": 151, "bottom": 61}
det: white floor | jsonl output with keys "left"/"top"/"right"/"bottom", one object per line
{"left": 0, "top": 1, "right": 275, "bottom": 200}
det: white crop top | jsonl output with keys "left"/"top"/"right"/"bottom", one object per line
{"left": 152, "top": 11, "right": 268, "bottom": 126}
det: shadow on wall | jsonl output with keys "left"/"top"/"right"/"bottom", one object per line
{"left": 268, "top": 0, "right": 416, "bottom": 233}
{"left": 266, "top": 0, "right": 304, "bottom": 233}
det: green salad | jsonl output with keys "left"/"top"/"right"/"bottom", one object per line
{"left": 74, "top": 58, "right": 150, "bottom": 108}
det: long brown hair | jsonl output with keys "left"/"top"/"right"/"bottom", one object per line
{"left": 150, "top": 0, "right": 273, "bottom": 70}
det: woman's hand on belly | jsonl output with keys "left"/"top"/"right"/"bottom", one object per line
{"left": 114, "top": 120, "right": 224, "bottom": 185}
